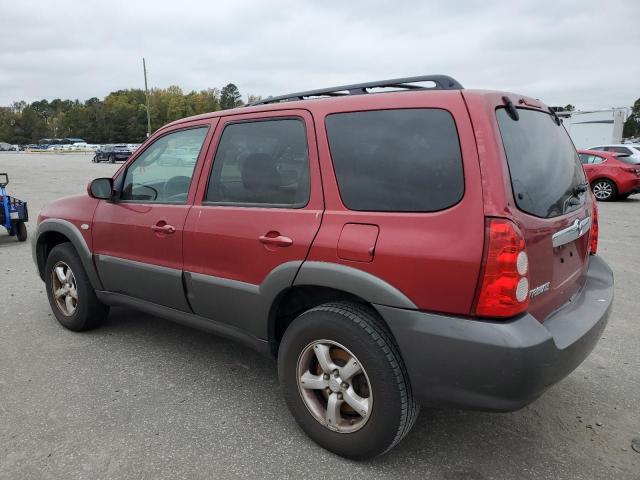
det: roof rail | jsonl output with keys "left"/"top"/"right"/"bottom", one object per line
{"left": 246, "top": 74, "right": 463, "bottom": 106}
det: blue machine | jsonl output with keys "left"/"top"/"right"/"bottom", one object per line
{"left": 0, "top": 173, "right": 28, "bottom": 242}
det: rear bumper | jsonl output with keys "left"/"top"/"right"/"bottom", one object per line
{"left": 377, "top": 255, "right": 613, "bottom": 412}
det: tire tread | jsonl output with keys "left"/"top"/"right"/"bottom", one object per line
{"left": 304, "top": 301, "right": 419, "bottom": 454}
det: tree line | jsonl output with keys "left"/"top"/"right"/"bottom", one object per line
{"left": 0, "top": 83, "right": 260, "bottom": 145}
{"left": 2, "top": 84, "right": 639, "bottom": 144}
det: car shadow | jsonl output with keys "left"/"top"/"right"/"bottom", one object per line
{"left": 617, "top": 196, "right": 640, "bottom": 203}
{"left": 0, "top": 234, "right": 26, "bottom": 247}
{"left": 93, "top": 306, "right": 603, "bottom": 477}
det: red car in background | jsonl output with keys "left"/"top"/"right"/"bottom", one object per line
{"left": 578, "top": 149, "right": 640, "bottom": 201}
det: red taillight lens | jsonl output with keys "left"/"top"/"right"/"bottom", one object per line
{"left": 590, "top": 200, "right": 598, "bottom": 255}
{"left": 474, "top": 219, "right": 529, "bottom": 318}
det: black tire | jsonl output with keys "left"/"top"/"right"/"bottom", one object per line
{"left": 108, "top": 154, "right": 115, "bottom": 164}
{"left": 92, "top": 155, "right": 98, "bottom": 163}
{"left": 591, "top": 179, "right": 617, "bottom": 201}
{"left": 15, "top": 221, "right": 27, "bottom": 242}
{"left": 278, "top": 301, "right": 419, "bottom": 459}
{"left": 45, "top": 243, "right": 108, "bottom": 331}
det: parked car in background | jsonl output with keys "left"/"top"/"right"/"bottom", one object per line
{"left": 93, "top": 145, "right": 132, "bottom": 163}
{"left": 33, "top": 75, "right": 613, "bottom": 459}
{"left": 587, "top": 144, "right": 640, "bottom": 163}
{"left": 578, "top": 149, "right": 640, "bottom": 200}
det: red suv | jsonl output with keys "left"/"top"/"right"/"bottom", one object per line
{"left": 578, "top": 149, "right": 640, "bottom": 201}
{"left": 32, "top": 75, "right": 613, "bottom": 459}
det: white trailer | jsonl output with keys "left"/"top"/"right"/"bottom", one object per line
{"left": 558, "top": 108, "right": 628, "bottom": 149}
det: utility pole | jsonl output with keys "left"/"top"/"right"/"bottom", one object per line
{"left": 143, "top": 58, "right": 151, "bottom": 138}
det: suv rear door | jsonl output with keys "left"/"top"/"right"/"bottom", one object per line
{"left": 182, "top": 109, "right": 323, "bottom": 338}
{"left": 489, "top": 98, "right": 594, "bottom": 322}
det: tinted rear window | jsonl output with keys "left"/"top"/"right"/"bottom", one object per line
{"left": 325, "top": 109, "right": 464, "bottom": 212}
{"left": 496, "top": 108, "right": 586, "bottom": 218}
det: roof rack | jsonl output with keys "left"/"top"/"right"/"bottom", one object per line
{"left": 246, "top": 74, "right": 463, "bottom": 106}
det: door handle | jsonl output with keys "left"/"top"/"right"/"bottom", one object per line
{"left": 151, "top": 223, "right": 176, "bottom": 234}
{"left": 259, "top": 233, "right": 293, "bottom": 247}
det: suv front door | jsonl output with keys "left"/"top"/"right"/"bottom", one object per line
{"left": 182, "top": 110, "right": 323, "bottom": 337}
{"left": 92, "top": 121, "right": 215, "bottom": 310}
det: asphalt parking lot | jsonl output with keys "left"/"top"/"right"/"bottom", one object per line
{"left": 0, "top": 152, "right": 638, "bottom": 479}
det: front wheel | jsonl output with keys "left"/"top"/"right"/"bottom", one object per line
{"left": 108, "top": 154, "right": 115, "bottom": 164}
{"left": 591, "top": 179, "right": 617, "bottom": 201}
{"left": 278, "top": 302, "right": 419, "bottom": 459}
{"left": 45, "top": 243, "right": 109, "bottom": 331}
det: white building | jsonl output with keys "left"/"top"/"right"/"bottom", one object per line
{"left": 558, "top": 108, "right": 628, "bottom": 149}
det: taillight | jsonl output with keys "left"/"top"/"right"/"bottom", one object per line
{"left": 590, "top": 200, "right": 598, "bottom": 255}
{"left": 474, "top": 218, "right": 529, "bottom": 318}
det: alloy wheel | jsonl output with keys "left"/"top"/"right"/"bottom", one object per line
{"left": 592, "top": 181, "right": 613, "bottom": 200}
{"left": 51, "top": 261, "right": 78, "bottom": 316}
{"left": 296, "top": 340, "right": 372, "bottom": 433}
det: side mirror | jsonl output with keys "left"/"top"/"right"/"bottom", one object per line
{"left": 88, "top": 177, "right": 114, "bottom": 200}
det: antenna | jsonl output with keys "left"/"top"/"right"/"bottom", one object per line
{"left": 143, "top": 58, "right": 151, "bottom": 138}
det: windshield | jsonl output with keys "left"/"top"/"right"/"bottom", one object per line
{"left": 497, "top": 108, "right": 587, "bottom": 218}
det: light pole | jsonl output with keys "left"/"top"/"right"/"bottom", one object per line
{"left": 143, "top": 58, "right": 151, "bottom": 138}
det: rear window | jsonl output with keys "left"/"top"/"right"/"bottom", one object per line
{"left": 496, "top": 108, "right": 586, "bottom": 219}
{"left": 325, "top": 109, "right": 464, "bottom": 212}
{"left": 617, "top": 155, "right": 640, "bottom": 165}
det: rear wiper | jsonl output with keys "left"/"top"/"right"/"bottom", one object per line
{"left": 563, "top": 182, "right": 589, "bottom": 210}
{"left": 573, "top": 182, "right": 589, "bottom": 195}
{"left": 549, "top": 107, "right": 562, "bottom": 126}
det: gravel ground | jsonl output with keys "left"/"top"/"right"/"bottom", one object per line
{"left": 0, "top": 152, "right": 638, "bottom": 480}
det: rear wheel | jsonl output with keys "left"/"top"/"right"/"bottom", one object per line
{"left": 108, "top": 154, "right": 115, "bottom": 164}
{"left": 15, "top": 221, "right": 27, "bottom": 241}
{"left": 591, "top": 179, "right": 617, "bottom": 201}
{"left": 45, "top": 243, "right": 108, "bottom": 331}
{"left": 278, "top": 302, "right": 419, "bottom": 459}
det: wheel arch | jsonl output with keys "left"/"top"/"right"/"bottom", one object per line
{"left": 590, "top": 176, "right": 618, "bottom": 189}
{"left": 34, "top": 219, "right": 103, "bottom": 289}
{"left": 267, "top": 262, "right": 416, "bottom": 357}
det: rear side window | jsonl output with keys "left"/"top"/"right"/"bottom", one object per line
{"left": 579, "top": 154, "right": 604, "bottom": 165}
{"left": 206, "top": 119, "right": 310, "bottom": 207}
{"left": 496, "top": 108, "right": 586, "bottom": 219}
{"left": 325, "top": 109, "right": 464, "bottom": 212}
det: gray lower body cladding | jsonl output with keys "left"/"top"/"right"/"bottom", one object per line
{"left": 378, "top": 255, "right": 613, "bottom": 411}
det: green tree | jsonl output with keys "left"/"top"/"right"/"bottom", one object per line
{"left": 623, "top": 98, "right": 640, "bottom": 139}
{"left": 0, "top": 83, "right": 232, "bottom": 144}
{"left": 246, "top": 94, "right": 262, "bottom": 105}
{"left": 220, "top": 83, "right": 242, "bottom": 110}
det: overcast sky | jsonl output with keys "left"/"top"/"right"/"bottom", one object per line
{"left": 1, "top": 0, "right": 638, "bottom": 110}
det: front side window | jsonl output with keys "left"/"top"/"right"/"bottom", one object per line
{"left": 120, "top": 127, "right": 208, "bottom": 203}
{"left": 325, "top": 109, "right": 464, "bottom": 212}
{"left": 205, "top": 119, "right": 310, "bottom": 207}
